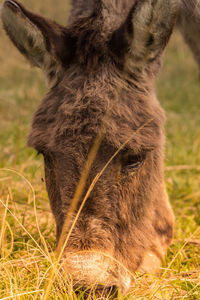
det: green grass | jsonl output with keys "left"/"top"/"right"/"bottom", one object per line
{"left": 0, "top": 0, "right": 200, "bottom": 299}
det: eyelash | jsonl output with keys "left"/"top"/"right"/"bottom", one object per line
{"left": 122, "top": 153, "right": 146, "bottom": 173}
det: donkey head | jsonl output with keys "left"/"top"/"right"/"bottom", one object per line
{"left": 1, "top": 0, "right": 178, "bottom": 294}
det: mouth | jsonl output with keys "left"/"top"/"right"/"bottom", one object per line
{"left": 61, "top": 252, "right": 132, "bottom": 295}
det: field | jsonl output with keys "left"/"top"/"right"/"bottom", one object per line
{"left": 0, "top": 0, "right": 200, "bottom": 299}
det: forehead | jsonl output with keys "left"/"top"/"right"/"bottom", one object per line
{"left": 28, "top": 66, "right": 164, "bottom": 155}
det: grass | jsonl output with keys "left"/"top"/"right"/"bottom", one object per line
{"left": 0, "top": 0, "right": 200, "bottom": 299}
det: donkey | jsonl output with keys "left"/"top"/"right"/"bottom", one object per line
{"left": 1, "top": 0, "right": 197, "bottom": 294}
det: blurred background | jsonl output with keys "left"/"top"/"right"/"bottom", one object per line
{"left": 0, "top": 0, "right": 199, "bottom": 298}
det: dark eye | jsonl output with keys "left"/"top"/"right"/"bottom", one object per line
{"left": 122, "top": 153, "right": 145, "bottom": 173}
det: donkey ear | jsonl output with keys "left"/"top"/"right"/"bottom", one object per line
{"left": 1, "top": 1, "right": 75, "bottom": 79}
{"left": 110, "top": 0, "right": 179, "bottom": 72}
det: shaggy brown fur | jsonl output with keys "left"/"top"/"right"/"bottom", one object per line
{"left": 70, "top": 0, "right": 200, "bottom": 75}
{"left": 1, "top": 0, "right": 198, "bottom": 294}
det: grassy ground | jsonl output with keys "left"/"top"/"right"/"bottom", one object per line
{"left": 0, "top": 0, "right": 200, "bottom": 299}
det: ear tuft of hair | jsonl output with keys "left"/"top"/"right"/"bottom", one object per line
{"left": 69, "top": 0, "right": 97, "bottom": 23}
{"left": 109, "top": 0, "right": 179, "bottom": 74}
{"left": 128, "top": 0, "right": 179, "bottom": 72}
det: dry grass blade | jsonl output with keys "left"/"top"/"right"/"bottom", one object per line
{"left": 0, "top": 195, "right": 9, "bottom": 256}
{"left": 2, "top": 221, "right": 14, "bottom": 258}
{"left": 42, "top": 118, "right": 153, "bottom": 300}
{"left": 166, "top": 165, "right": 200, "bottom": 171}
{"left": 0, "top": 168, "right": 52, "bottom": 262}
{"left": 0, "top": 290, "right": 44, "bottom": 300}
{"left": 147, "top": 226, "right": 200, "bottom": 299}
{"left": 42, "top": 132, "right": 104, "bottom": 300}
{"left": 164, "top": 226, "right": 200, "bottom": 275}
{"left": 184, "top": 239, "right": 200, "bottom": 246}
{"left": 0, "top": 199, "right": 48, "bottom": 261}
{"left": 56, "top": 132, "right": 104, "bottom": 255}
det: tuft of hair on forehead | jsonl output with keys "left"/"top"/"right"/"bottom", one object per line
{"left": 69, "top": 0, "right": 98, "bottom": 23}
{"left": 69, "top": 0, "right": 134, "bottom": 31}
